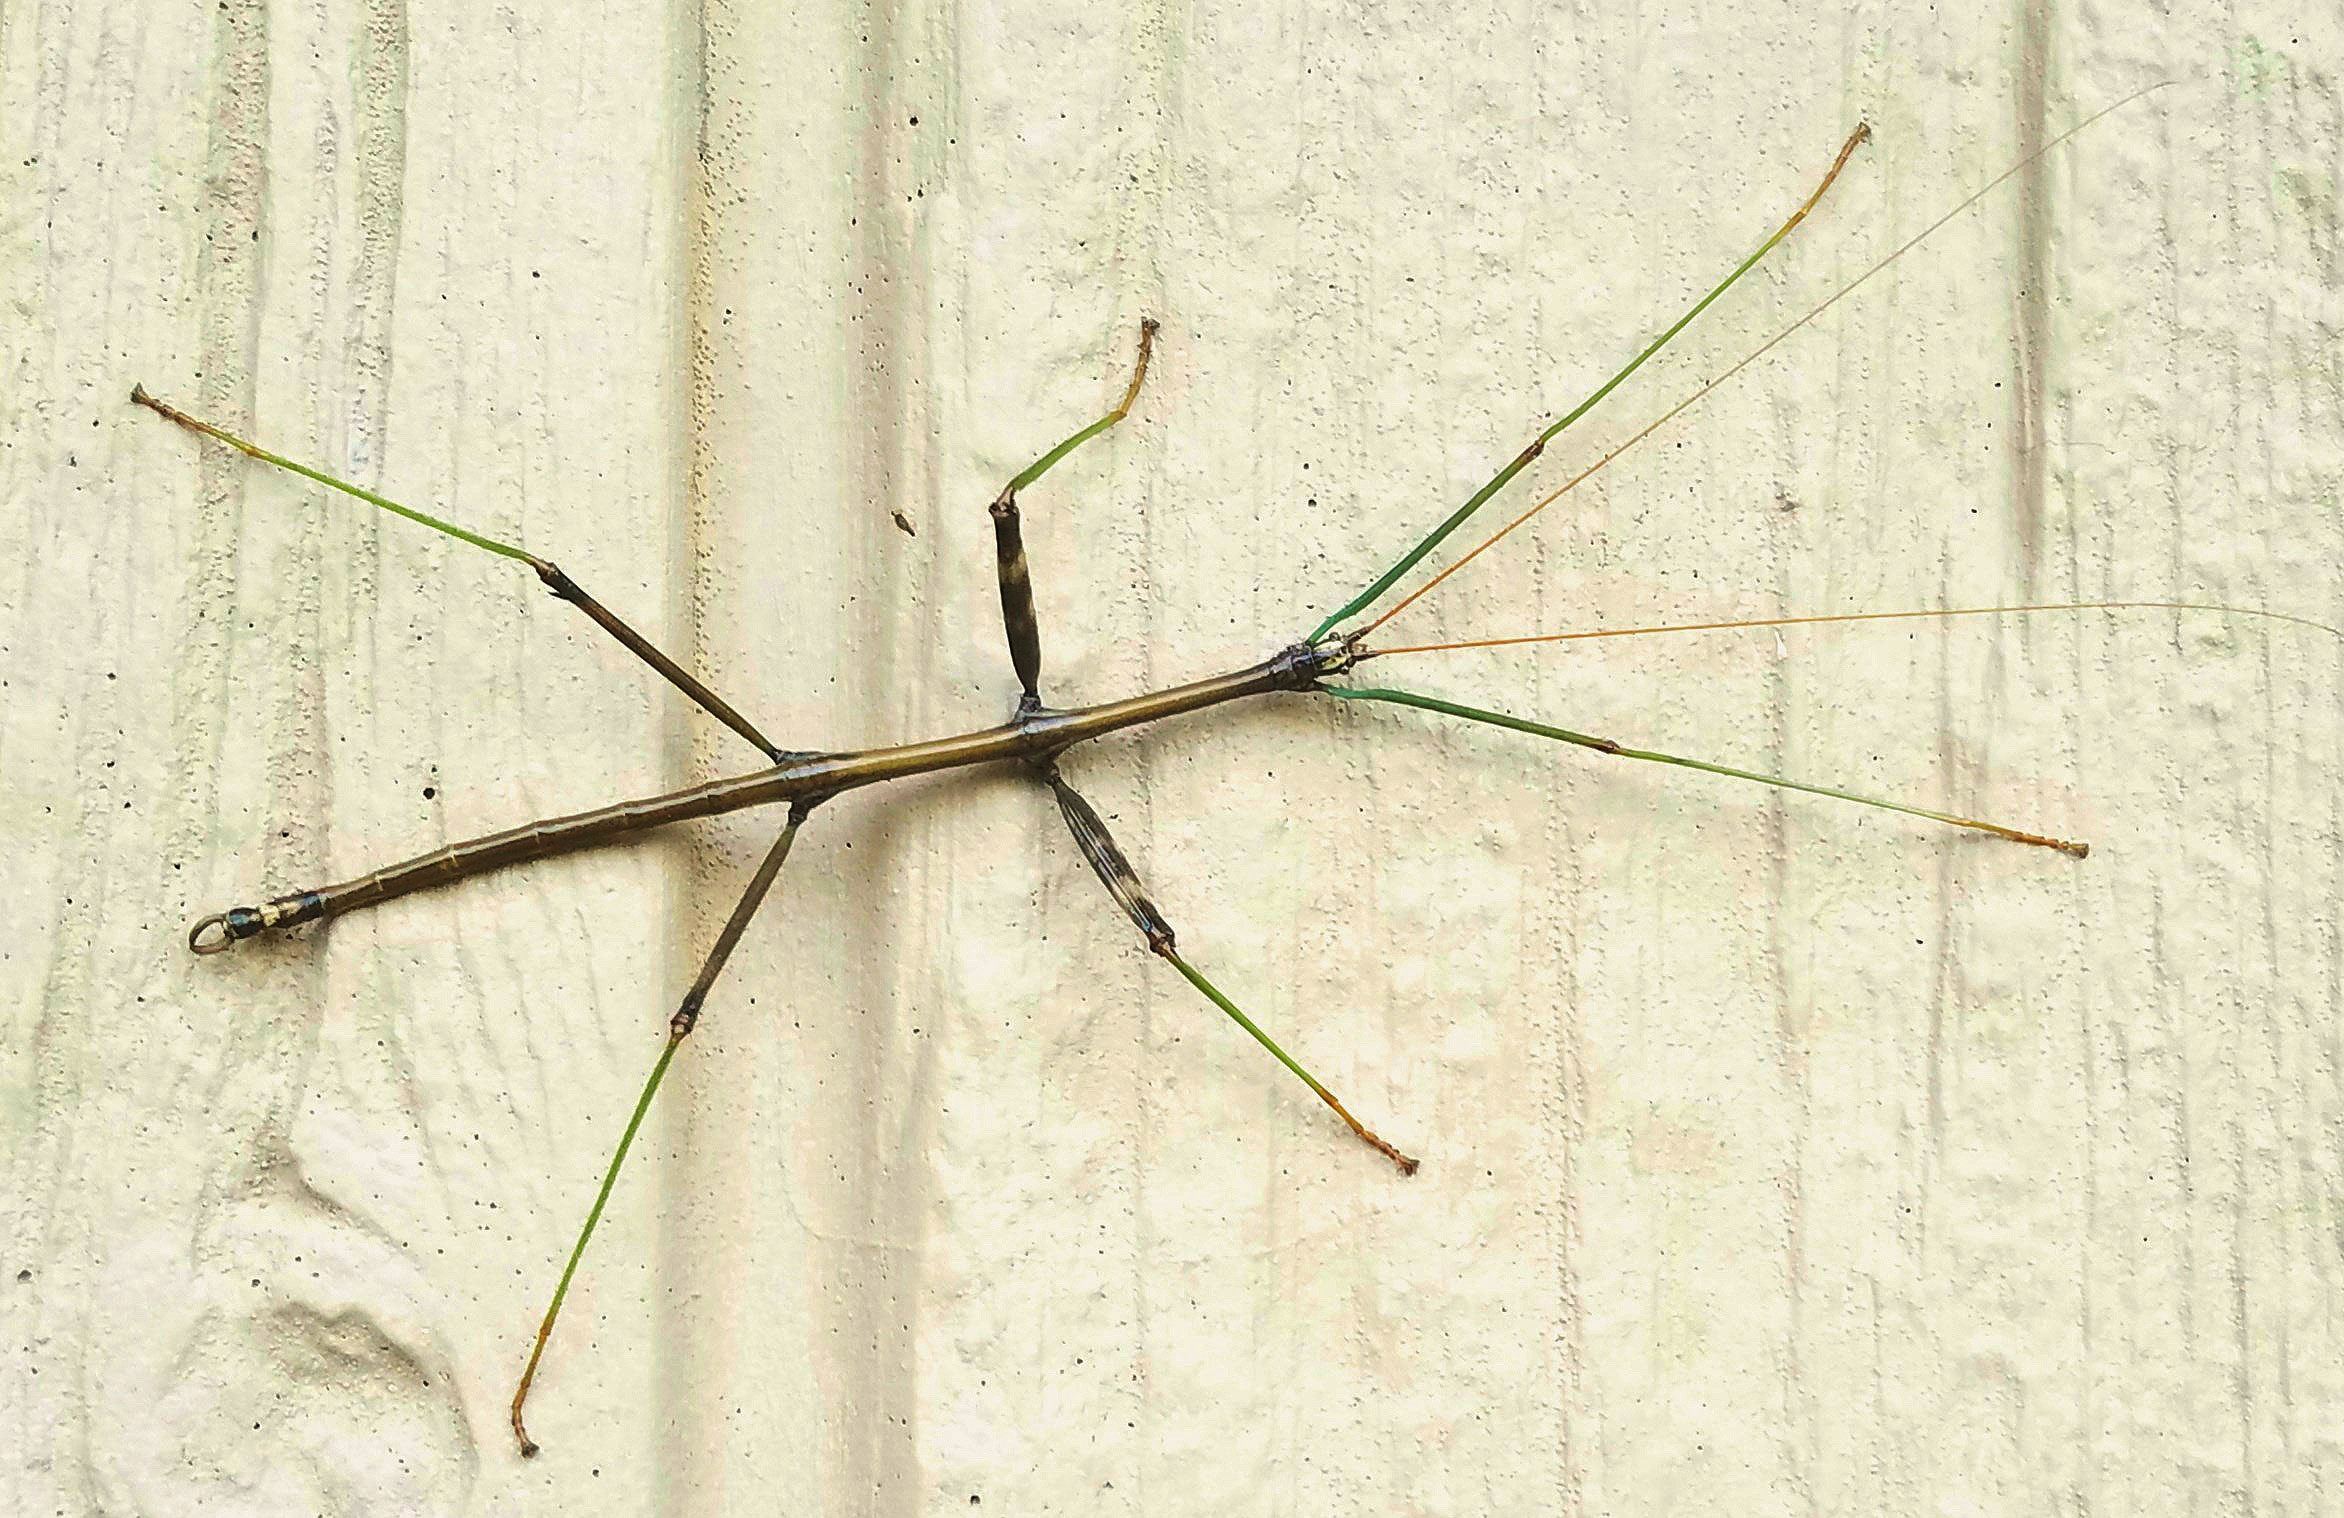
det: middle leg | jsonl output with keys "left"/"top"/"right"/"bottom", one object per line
{"left": 1043, "top": 761, "right": 1418, "bottom": 1174}
{"left": 986, "top": 319, "right": 1159, "bottom": 710}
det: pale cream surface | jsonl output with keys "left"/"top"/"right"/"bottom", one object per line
{"left": 5, "top": 2, "right": 2342, "bottom": 1513}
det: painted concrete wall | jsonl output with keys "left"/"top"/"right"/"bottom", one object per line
{"left": 6, "top": 1, "right": 2342, "bottom": 1512}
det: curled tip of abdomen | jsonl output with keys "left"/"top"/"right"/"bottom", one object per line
{"left": 188, "top": 907, "right": 262, "bottom": 954}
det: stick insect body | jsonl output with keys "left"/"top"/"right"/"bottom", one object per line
{"left": 141, "top": 91, "right": 2330, "bottom": 1457}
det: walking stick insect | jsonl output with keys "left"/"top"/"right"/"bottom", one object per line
{"left": 137, "top": 86, "right": 2335, "bottom": 1458}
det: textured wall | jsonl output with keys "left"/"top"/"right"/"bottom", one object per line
{"left": 6, "top": 1, "right": 2342, "bottom": 1513}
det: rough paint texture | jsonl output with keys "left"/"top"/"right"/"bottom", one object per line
{"left": 5, "top": 2, "right": 2342, "bottom": 1513}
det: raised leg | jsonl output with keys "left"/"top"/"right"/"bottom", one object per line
{"left": 1045, "top": 763, "right": 1418, "bottom": 1174}
{"left": 988, "top": 319, "right": 1158, "bottom": 709}
{"left": 508, "top": 802, "right": 811, "bottom": 1457}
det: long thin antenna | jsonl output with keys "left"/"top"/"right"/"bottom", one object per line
{"left": 1351, "top": 82, "right": 2172, "bottom": 641}
{"left": 1357, "top": 599, "right": 2344, "bottom": 661}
